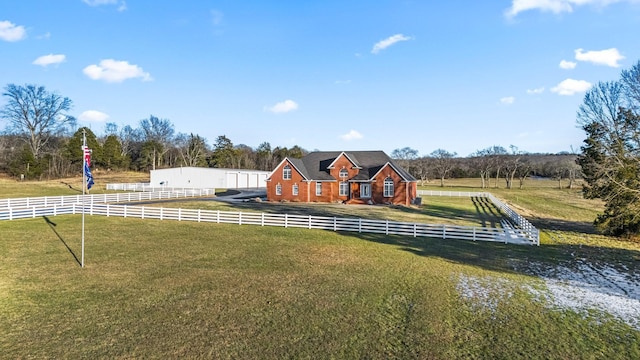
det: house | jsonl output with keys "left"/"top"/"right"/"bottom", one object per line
{"left": 266, "top": 151, "right": 418, "bottom": 206}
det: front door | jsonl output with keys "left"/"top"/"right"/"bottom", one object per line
{"left": 360, "top": 183, "right": 371, "bottom": 199}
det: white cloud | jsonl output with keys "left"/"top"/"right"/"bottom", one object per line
{"left": 340, "top": 130, "right": 364, "bottom": 141}
{"left": 79, "top": 110, "right": 110, "bottom": 122}
{"left": 505, "top": 0, "right": 640, "bottom": 18}
{"left": 265, "top": 99, "right": 298, "bottom": 114}
{"left": 0, "top": 20, "right": 27, "bottom": 42}
{"left": 32, "top": 54, "right": 66, "bottom": 67}
{"left": 83, "top": 0, "right": 127, "bottom": 11}
{"left": 527, "top": 87, "right": 545, "bottom": 94}
{"left": 559, "top": 60, "right": 577, "bottom": 69}
{"left": 371, "top": 34, "right": 412, "bottom": 54}
{"left": 500, "top": 96, "right": 515, "bottom": 105}
{"left": 83, "top": 59, "right": 152, "bottom": 83}
{"left": 551, "top": 78, "right": 592, "bottom": 95}
{"left": 574, "top": 48, "right": 625, "bottom": 67}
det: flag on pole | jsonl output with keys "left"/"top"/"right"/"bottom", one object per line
{"left": 83, "top": 145, "right": 94, "bottom": 190}
{"left": 84, "top": 161, "right": 94, "bottom": 190}
{"left": 83, "top": 145, "right": 91, "bottom": 167}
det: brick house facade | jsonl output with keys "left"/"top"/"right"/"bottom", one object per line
{"left": 266, "top": 151, "right": 418, "bottom": 206}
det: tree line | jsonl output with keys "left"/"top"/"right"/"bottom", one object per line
{"left": 391, "top": 146, "right": 581, "bottom": 190}
{"left": 0, "top": 83, "right": 580, "bottom": 185}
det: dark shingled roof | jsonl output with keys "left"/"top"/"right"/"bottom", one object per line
{"left": 291, "top": 151, "right": 416, "bottom": 182}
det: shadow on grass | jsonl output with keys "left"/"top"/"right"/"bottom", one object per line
{"left": 531, "top": 217, "right": 599, "bottom": 234}
{"left": 131, "top": 195, "right": 507, "bottom": 228}
{"left": 60, "top": 181, "right": 83, "bottom": 193}
{"left": 406, "top": 196, "right": 505, "bottom": 228}
{"left": 42, "top": 216, "right": 81, "bottom": 267}
{"left": 341, "top": 231, "right": 640, "bottom": 282}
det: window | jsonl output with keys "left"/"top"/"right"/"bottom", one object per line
{"left": 283, "top": 165, "right": 292, "bottom": 180}
{"left": 339, "top": 168, "right": 348, "bottom": 179}
{"left": 383, "top": 177, "right": 394, "bottom": 197}
{"left": 276, "top": 183, "right": 282, "bottom": 195}
{"left": 292, "top": 183, "right": 298, "bottom": 196}
{"left": 316, "top": 182, "right": 322, "bottom": 196}
{"left": 360, "top": 183, "right": 371, "bottom": 198}
{"left": 339, "top": 181, "right": 349, "bottom": 196}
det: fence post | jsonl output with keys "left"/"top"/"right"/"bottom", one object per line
{"left": 386, "top": 220, "right": 389, "bottom": 235}
{"left": 198, "top": 209, "right": 201, "bottom": 222}
{"left": 160, "top": 207, "right": 163, "bottom": 220}
{"left": 239, "top": 212, "right": 242, "bottom": 225}
{"left": 358, "top": 218, "right": 362, "bottom": 233}
{"left": 333, "top": 217, "right": 337, "bottom": 231}
{"left": 473, "top": 227, "right": 476, "bottom": 241}
{"left": 413, "top": 223, "right": 417, "bottom": 237}
{"left": 285, "top": 214, "right": 288, "bottom": 228}
{"left": 308, "top": 215, "right": 312, "bottom": 229}
{"left": 217, "top": 210, "right": 220, "bottom": 223}
{"left": 261, "top": 213, "right": 265, "bottom": 226}
{"left": 442, "top": 224, "right": 446, "bottom": 239}
{"left": 141, "top": 206, "right": 144, "bottom": 219}
{"left": 178, "top": 208, "right": 182, "bottom": 221}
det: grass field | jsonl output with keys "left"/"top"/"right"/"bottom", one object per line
{"left": 1, "top": 174, "right": 639, "bottom": 358}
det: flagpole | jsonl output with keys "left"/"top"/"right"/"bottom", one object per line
{"left": 81, "top": 129, "right": 86, "bottom": 268}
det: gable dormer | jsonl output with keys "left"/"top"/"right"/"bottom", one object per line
{"left": 326, "top": 152, "right": 362, "bottom": 180}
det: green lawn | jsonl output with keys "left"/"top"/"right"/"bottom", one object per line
{"left": 1, "top": 216, "right": 639, "bottom": 358}
{"left": 1, "top": 175, "right": 639, "bottom": 358}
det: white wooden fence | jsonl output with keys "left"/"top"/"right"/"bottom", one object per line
{"left": 0, "top": 189, "right": 214, "bottom": 208}
{"left": 105, "top": 183, "right": 152, "bottom": 191}
{"left": 0, "top": 202, "right": 535, "bottom": 244}
{"left": 0, "top": 189, "right": 539, "bottom": 245}
{"left": 417, "top": 190, "right": 539, "bottom": 244}
{"left": 106, "top": 183, "right": 216, "bottom": 193}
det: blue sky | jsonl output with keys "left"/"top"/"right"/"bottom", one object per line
{"left": 1, "top": 0, "right": 639, "bottom": 157}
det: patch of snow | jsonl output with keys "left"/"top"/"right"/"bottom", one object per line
{"left": 456, "top": 260, "right": 640, "bottom": 330}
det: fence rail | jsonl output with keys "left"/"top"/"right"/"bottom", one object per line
{"left": 0, "top": 190, "right": 539, "bottom": 245}
{"left": 105, "top": 183, "right": 151, "bottom": 191}
{"left": 0, "top": 203, "right": 535, "bottom": 244}
{"left": 105, "top": 183, "right": 216, "bottom": 193}
{"left": 417, "top": 190, "right": 539, "bottom": 244}
{"left": 0, "top": 189, "right": 214, "bottom": 209}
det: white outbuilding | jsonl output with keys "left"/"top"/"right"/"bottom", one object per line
{"left": 150, "top": 167, "right": 270, "bottom": 189}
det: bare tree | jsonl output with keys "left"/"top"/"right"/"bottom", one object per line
{"left": 0, "top": 84, "right": 75, "bottom": 159}
{"left": 621, "top": 59, "right": 640, "bottom": 109}
{"left": 577, "top": 72, "right": 640, "bottom": 235}
{"left": 515, "top": 157, "right": 532, "bottom": 189}
{"left": 430, "top": 149, "right": 457, "bottom": 187}
{"left": 175, "top": 133, "right": 208, "bottom": 167}
{"left": 139, "top": 115, "right": 175, "bottom": 169}
{"left": 470, "top": 148, "right": 494, "bottom": 188}
{"left": 391, "top": 147, "right": 419, "bottom": 178}
{"left": 490, "top": 146, "right": 508, "bottom": 188}
{"left": 413, "top": 157, "right": 432, "bottom": 185}
{"left": 118, "top": 125, "right": 141, "bottom": 159}
{"left": 503, "top": 145, "right": 523, "bottom": 189}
